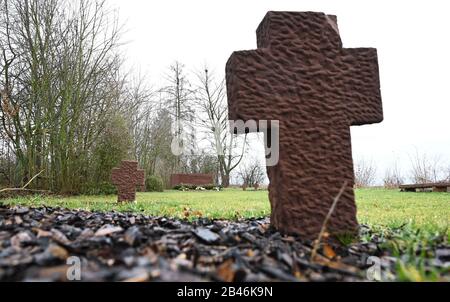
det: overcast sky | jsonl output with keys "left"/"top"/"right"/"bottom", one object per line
{"left": 108, "top": 0, "right": 450, "bottom": 183}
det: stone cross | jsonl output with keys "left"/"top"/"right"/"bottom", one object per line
{"left": 226, "top": 12, "right": 383, "bottom": 239}
{"left": 111, "top": 160, "right": 145, "bottom": 202}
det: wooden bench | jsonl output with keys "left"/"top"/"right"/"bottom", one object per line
{"left": 399, "top": 182, "right": 450, "bottom": 193}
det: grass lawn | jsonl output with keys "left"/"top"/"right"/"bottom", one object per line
{"left": 1, "top": 188, "right": 448, "bottom": 234}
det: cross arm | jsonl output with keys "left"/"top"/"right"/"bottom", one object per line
{"left": 341, "top": 48, "right": 383, "bottom": 126}
{"left": 135, "top": 169, "right": 145, "bottom": 187}
{"left": 226, "top": 49, "right": 281, "bottom": 125}
{"left": 111, "top": 168, "right": 122, "bottom": 185}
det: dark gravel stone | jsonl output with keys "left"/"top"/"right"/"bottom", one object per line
{"left": 193, "top": 228, "right": 220, "bottom": 244}
{"left": 0, "top": 204, "right": 447, "bottom": 282}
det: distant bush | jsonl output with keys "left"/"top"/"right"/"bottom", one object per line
{"left": 82, "top": 181, "right": 117, "bottom": 195}
{"left": 146, "top": 175, "right": 164, "bottom": 192}
{"left": 173, "top": 183, "right": 222, "bottom": 191}
{"left": 173, "top": 184, "right": 193, "bottom": 191}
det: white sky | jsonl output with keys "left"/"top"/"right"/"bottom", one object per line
{"left": 108, "top": 0, "right": 450, "bottom": 183}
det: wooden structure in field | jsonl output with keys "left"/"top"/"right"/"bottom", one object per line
{"left": 399, "top": 183, "right": 450, "bottom": 193}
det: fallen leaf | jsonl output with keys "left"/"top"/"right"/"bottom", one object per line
{"left": 258, "top": 224, "right": 269, "bottom": 234}
{"left": 294, "top": 271, "right": 305, "bottom": 280}
{"left": 313, "top": 254, "right": 358, "bottom": 274}
{"left": 31, "top": 266, "right": 69, "bottom": 282}
{"left": 118, "top": 268, "right": 150, "bottom": 282}
{"left": 323, "top": 244, "right": 337, "bottom": 259}
{"left": 122, "top": 272, "right": 149, "bottom": 282}
{"left": 192, "top": 210, "right": 203, "bottom": 217}
{"left": 47, "top": 244, "right": 69, "bottom": 260}
{"left": 216, "top": 259, "right": 235, "bottom": 282}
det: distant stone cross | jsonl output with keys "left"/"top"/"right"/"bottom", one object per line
{"left": 226, "top": 12, "right": 383, "bottom": 239}
{"left": 111, "top": 160, "right": 145, "bottom": 202}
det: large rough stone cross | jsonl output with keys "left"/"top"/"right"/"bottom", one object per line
{"left": 111, "top": 160, "right": 145, "bottom": 202}
{"left": 226, "top": 11, "right": 383, "bottom": 239}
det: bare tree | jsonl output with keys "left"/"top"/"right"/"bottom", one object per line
{"left": 238, "top": 158, "right": 266, "bottom": 190}
{"left": 383, "top": 161, "right": 404, "bottom": 188}
{"left": 409, "top": 150, "right": 445, "bottom": 184}
{"left": 444, "top": 165, "right": 450, "bottom": 182}
{"left": 194, "top": 68, "right": 247, "bottom": 187}
{"left": 161, "top": 61, "right": 196, "bottom": 172}
{"left": 354, "top": 158, "right": 377, "bottom": 188}
{"left": 0, "top": 0, "right": 126, "bottom": 192}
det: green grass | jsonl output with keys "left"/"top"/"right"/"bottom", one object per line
{"left": 1, "top": 188, "right": 449, "bottom": 234}
{"left": 0, "top": 189, "right": 270, "bottom": 221}
{"left": 356, "top": 188, "right": 449, "bottom": 233}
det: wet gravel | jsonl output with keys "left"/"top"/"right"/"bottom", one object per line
{"left": 0, "top": 205, "right": 448, "bottom": 282}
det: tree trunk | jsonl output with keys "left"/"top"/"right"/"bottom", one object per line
{"left": 221, "top": 174, "right": 230, "bottom": 188}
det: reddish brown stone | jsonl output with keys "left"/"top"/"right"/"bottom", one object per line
{"left": 226, "top": 12, "right": 383, "bottom": 239}
{"left": 170, "top": 174, "right": 214, "bottom": 188}
{"left": 111, "top": 161, "right": 145, "bottom": 202}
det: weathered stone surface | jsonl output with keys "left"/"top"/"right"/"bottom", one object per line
{"left": 111, "top": 161, "right": 145, "bottom": 202}
{"left": 226, "top": 11, "right": 383, "bottom": 239}
{"left": 170, "top": 174, "right": 214, "bottom": 188}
